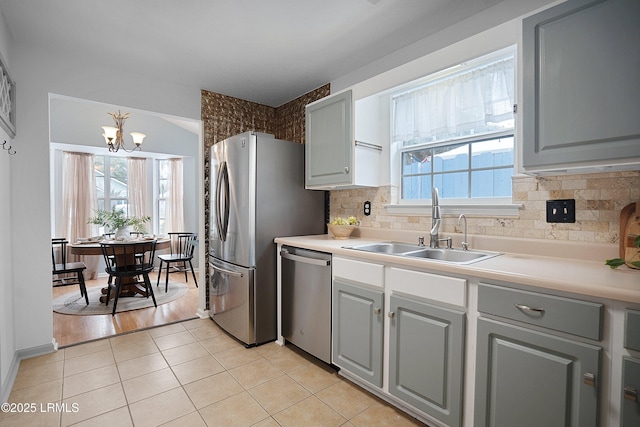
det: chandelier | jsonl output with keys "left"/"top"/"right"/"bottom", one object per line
{"left": 101, "top": 110, "right": 146, "bottom": 153}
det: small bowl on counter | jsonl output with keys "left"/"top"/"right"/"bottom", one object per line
{"left": 327, "top": 223, "right": 357, "bottom": 239}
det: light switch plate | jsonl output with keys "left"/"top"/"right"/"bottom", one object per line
{"left": 546, "top": 199, "right": 575, "bottom": 223}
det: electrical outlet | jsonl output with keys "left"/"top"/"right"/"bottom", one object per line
{"left": 546, "top": 199, "right": 576, "bottom": 223}
{"left": 364, "top": 201, "right": 371, "bottom": 216}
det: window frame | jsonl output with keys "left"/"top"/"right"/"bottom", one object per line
{"left": 387, "top": 46, "right": 521, "bottom": 216}
{"left": 94, "top": 155, "right": 129, "bottom": 215}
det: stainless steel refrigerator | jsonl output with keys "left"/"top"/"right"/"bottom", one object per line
{"left": 209, "top": 131, "right": 325, "bottom": 346}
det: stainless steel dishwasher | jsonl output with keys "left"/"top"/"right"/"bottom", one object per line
{"left": 281, "top": 245, "right": 332, "bottom": 364}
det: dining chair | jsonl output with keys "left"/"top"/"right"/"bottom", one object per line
{"left": 166, "top": 232, "right": 194, "bottom": 271}
{"left": 100, "top": 240, "right": 157, "bottom": 316}
{"left": 52, "top": 238, "right": 89, "bottom": 305}
{"left": 157, "top": 233, "right": 198, "bottom": 292}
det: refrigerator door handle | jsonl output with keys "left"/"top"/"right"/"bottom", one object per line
{"left": 215, "top": 161, "right": 230, "bottom": 242}
{"left": 209, "top": 262, "right": 244, "bottom": 278}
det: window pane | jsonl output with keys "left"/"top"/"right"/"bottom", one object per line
{"left": 471, "top": 168, "right": 513, "bottom": 197}
{"left": 110, "top": 158, "right": 128, "bottom": 198}
{"left": 402, "top": 149, "right": 432, "bottom": 175}
{"left": 471, "top": 137, "right": 514, "bottom": 168}
{"left": 433, "top": 144, "right": 468, "bottom": 173}
{"left": 158, "top": 199, "right": 165, "bottom": 218}
{"left": 434, "top": 172, "right": 469, "bottom": 198}
{"left": 402, "top": 175, "right": 431, "bottom": 200}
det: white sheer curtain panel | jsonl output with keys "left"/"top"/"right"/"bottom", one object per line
{"left": 127, "top": 157, "right": 148, "bottom": 226}
{"left": 61, "top": 151, "right": 99, "bottom": 278}
{"left": 393, "top": 57, "right": 515, "bottom": 144}
{"left": 165, "top": 158, "right": 184, "bottom": 233}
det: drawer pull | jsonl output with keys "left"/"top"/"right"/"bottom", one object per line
{"left": 583, "top": 372, "right": 596, "bottom": 387}
{"left": 373, "top": 307, "right": 381, "bottom": 315}
{"left": 514, "top": 303, "right": 545, "bottom": 315}
{"left": 388, "top": 312, "right": 395, "bottom": 318}
{"left": 624, "top": 386, "right": 638, "bottom": 402}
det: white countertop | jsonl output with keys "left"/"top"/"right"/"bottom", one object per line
{"left": 274, "top": 233, "right": 640, "bottom": 304}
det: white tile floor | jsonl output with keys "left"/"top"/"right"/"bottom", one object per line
{"left": 3, "top": 318, "right": 427, "bottom": 426}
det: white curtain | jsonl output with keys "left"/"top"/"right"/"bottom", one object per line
{"left": 61, "top": 151, "right": 99, "bottom": 278}
{"left": 127, "top": 157, "right": 148, "bottom": 227}
{"left": 393, "top": 57, "right": 515, "bottom": 144}
{"left": 165, "top": 158, "right": 184, "bottom": 233}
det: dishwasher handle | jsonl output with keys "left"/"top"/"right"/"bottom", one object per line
{"left": 280, "top": 250, "right": 330, "bottom": 267}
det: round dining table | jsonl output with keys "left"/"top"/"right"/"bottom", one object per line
{"left": 69, "top": 238, "right": 171, "bottom": 303}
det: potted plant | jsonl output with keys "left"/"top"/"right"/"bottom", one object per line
{"left": 88, "top": 208, "right": 151, "bottom": 239}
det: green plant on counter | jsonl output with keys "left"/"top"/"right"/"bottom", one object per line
{"left": 605, "top": 235, "right": 640, "bottom": 269}
{"left": 88, "top": 208, "right": 151, "bottom": 233}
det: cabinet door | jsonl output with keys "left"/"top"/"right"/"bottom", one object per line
{"left": 305, "top": 90, "right": 353, "bottom": 188}
{"left": 522, "top": 0, "right": 640, "bottom": 171}
{"left": 332, "top": 280, "right": 384, "bottom": 387}
{"left": 622, "top": 357, "right": 640, "bottom": 427}
{"left": 389, "top": 295, "right": 465, "bottom": 427}
{"left": 474, "top": 317, "right": 600, "bottom": 427}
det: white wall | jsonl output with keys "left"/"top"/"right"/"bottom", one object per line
{"left": 0, "top": 7, "right": 16, "bottom": 403}
{"left": 8, "top": 37, "right": 202, "bottom": 357}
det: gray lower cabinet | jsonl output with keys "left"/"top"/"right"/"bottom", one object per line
{"left": 332, "top": 280, "right": 384, "bottom": 387}
{"left": 622, "top": 357, "right": 640, "bottom": 426}
{"left": 474, "top": 317, "right": 600, "bottom": 427}
{"left": 388, "top": 294, "right": 465, "bottom": 427}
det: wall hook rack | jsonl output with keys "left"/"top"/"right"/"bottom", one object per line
{"left": 2, "top": 140, "right": 16, "bottom": 155}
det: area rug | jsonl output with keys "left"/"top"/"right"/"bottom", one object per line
{"left": 53, "top": 282, "right": 189, "bottom": 315}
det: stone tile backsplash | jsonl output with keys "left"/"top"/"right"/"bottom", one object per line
{"left": 331, "top": 171, "right": 640, "bottom": 244}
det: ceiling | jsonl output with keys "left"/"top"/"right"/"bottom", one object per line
{"left": 0, "top": 0, "right": 509, "bottom": 107}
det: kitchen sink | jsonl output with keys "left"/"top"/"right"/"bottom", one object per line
{"left": 403, "top": 248, "right": 500, "bottom": 264}
{"left": 344, "top": 242, "right": 501, "bottom": 265}
{"left": 345, "top": 242, "right": 424, "bottom": 254}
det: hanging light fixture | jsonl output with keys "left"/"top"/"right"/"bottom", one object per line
{"left": 101, "top": 110, "right": 146, "bottom": 153}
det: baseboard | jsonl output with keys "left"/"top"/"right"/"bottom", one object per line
{"left": 196, "top": 308, "right": 209, "bottom": 318}
{"left": 0, "top": 353, "right": 19, "bottom": 404}
{"left": 0, "top": 340, "right": 57, "bottom": 403}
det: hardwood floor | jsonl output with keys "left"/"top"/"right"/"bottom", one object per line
{"left": 53, "top": 271, "right": 201, "bottom": 348}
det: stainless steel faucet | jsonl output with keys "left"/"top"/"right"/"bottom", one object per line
{"left": 458, "top": 214, "right": 469, "bottom": 250}
{"left": 430, "top": 187, "right": 452, "bottom": 249}
{"left": 430, "top": 187, "right": 441, "bottom": 248}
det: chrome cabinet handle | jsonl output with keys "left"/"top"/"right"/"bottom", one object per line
{"left": 583, "top": 372, "right": 596, "bottom": 387}
{"left": 373, "top": 308, "right": 381, "bottom": 315}
{"left": 388, "top": 312, "right": 395, "bottom": 318}
{"left": 624, "top": 386, "right": 638, "bottom": 402}
{"left": 514, "top": 303, "right": 545, "bottom": 314}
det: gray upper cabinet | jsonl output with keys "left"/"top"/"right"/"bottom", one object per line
{"left": 305, "top": 90, "right": 381, "bottom": 189}
{"left": 388, "top": 294, "right": 465, "bottom": 427}
{"left": 306, "top": 90, "right": 353, "bottom": 188}
{"left": 522, "top": 0, "right": 640, "bottom": 173}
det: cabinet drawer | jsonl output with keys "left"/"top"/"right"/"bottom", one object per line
{"left": 332, "top": 256, "right": 383, "bottom": 288}
{"left": 625, "top": 309, "right": 640, "bottom": 352}
{"left": 478, "top": 283, "right": 602, "bottom": 340}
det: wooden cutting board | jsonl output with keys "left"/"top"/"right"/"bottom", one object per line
{"left": 621, "top": 201, "right": 640, "bottom": 269}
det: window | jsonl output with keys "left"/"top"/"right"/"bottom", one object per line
{"left": 156, "top": 159, "right": 169, "bottom": 235}
{"left": 94, "top": 155, "right": 129, "bottom": 213}
{"left": 393, "top": 48, "right": 515, "bottom": 203}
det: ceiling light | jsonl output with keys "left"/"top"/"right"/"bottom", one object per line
{"left": 101, "top": 110, "right": 146, "bottom": 153}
